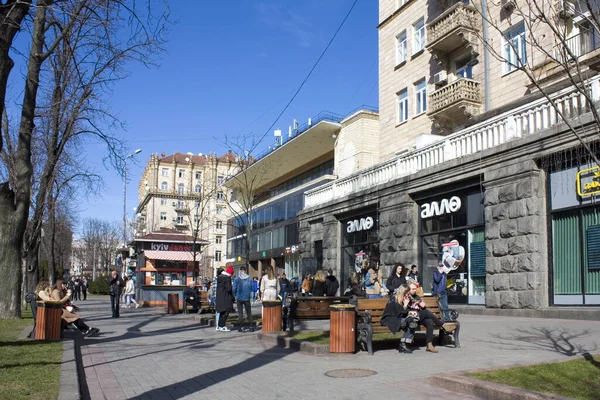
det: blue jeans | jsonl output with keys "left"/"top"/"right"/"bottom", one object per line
{"left": 251, "top": 291, "right": 257, "bottom": 302}
{"left": 437, "top": 293, "right": 450, "bottom": 320}
{"left": 367, "top": 294, "right": 382, "bottom": 299}
{"left": 280, "top": 291, "right": 287, "bottom": 306}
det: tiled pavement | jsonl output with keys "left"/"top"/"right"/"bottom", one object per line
{"left": 74, "top": 297, "right": 600, "bottom": 400}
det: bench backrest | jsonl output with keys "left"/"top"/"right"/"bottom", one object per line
{"left": 292, "top": 296, "right": 350, "bottom": 319}
{"left": 356, "top": 296, "right": 441, "bottom": 324}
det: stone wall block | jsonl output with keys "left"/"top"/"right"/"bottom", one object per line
{"left": 500, "top": 256, "right": 515, "bottom": 273}
{"left": 397, "top": 236, "right": 414, "bottom": 251}
{"left": 486, "top": 224, "right": 500, "bottom": 240}
{"left": 497, "top": 184, "right": 517, "bottom": 203}
{"left": 509, "top": 273, "right": 528, "bottom": 291}
{"left": 508, "top": 200, "right": 528, "bottom": 219}
{"left": 517, "top": 216, "right": 540, "bottom": 235}
{"left": 485, "top": 188, "right": 499, "bottom": 206}
{"left": 491, "top": 240, "right": 508, "bottom": 257}
{"left": 492, "top": 274, "right": 510, "bottom": 291}
{"left": 486, "top": 257, "right": 500, "bottom": 274}
{"left": 380, "top": 239, "right": 396, "bottom": 252}
{"left": 526, "top": 272, "right": 543, "bottom": 291}
{"left": 525, "top": 198, "right": 542, "bottom": 216}
{"left": 499, "top": 220, "right": 518, "bottom": 238}
{"left": 499, "top": 291, "right": 519, "bottom": 308}
{"left": 485, "top": 291, "right": 501, "bottom": 308}
{"left": 508, "top": 235, "right": 539, "bottom": 255}
{"left": 516, "top": 180, "right": 533, "bottom": 199}
{"left": 491, "top": 204, "right": 509, "bottom": 221}
{"left": 518, "top": 291, "right": 543, "bottom": 309}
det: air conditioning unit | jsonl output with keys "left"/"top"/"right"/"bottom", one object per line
{"left": 433, "top": 71, "right": 447, "bottom": 86}
{"left": 557, "top": 0, "right": 575, "bottom": 19}
{"left": 501, "top": 0, "right": 515, "bottom": 11}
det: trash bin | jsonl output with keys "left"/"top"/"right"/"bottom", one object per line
{"left": 167, "top": 293, "right": 179, "bottom": 314}
{"left": 329, "top": 304, "right": 356, "bottom": 353}
{"left": 262, "top": 300, "right": 282, "bottom": 332}
{"left": 35, "top": 301, "right": 63, "bottom": 340}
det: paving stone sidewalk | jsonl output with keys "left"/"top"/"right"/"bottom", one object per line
{"left": 74, "top": 296, "right": 600, "bottom": 400}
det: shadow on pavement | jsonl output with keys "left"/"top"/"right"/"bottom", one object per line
{"left": 488, "top": 327, "right": 598, "bottom": 356}
{"left": 127, "top": 345, "right": 297, "bottom": 400}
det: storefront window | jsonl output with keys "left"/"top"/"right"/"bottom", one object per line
{"left": 341, "top": 212, "right": 380, "bottom": 292}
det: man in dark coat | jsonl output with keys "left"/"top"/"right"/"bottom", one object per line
{"left": 108, "top": 270, "right": 124, "bottom": 318}
{"left": 216, "top": 266, "right": 235, "bottom": 332}
{"left": 183, "top": 281, "right": 200, "bottom": 313}
{"left": 325, "top": 269, "right": 339, "bottom": 296}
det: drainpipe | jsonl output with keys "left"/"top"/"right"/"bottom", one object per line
{"left": 480, "top": 0, "right": 490, "bottom": 112}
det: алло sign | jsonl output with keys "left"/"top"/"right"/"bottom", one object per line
{"left": 347, "top": 216, "right": 374, "bottom": 233}
{"left": 420, "top": 196, "right": 462, "bottom": 219}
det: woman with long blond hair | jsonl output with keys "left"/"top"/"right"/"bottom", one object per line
{"left": 260, "top": 266, "right": 280, "bottom": 301}
{"left": 380, "top": 284, "right": 417, "bottom": 354}
{"left": 312, "top": 270, "right": 326, "bottom": 296}
{"left": 51, "top": 279, "right": 99, "bottom": 337}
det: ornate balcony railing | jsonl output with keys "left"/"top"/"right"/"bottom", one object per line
{"left": 426, "top": 2, "right": 480, "bottom": 48}
{"left": 428, "top": 78, "right": 481, "bottom": 115}
{"left": 305, "top": 77, "right": 600, "bottom": 209}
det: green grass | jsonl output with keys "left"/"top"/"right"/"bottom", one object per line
{"left": 285, "top": 331, "right": 401, "bottom": 345}
{"left": 0, "top": 309, "right": 63, "bottom": 400}
{"left": 468, "top": 355, "right": 600, "bottom": 400}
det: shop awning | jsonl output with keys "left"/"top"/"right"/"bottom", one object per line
{"left": 143, "top": 250, "right": 198, "bottom": 262}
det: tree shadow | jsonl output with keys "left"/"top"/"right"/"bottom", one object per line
{"left": 582, "top": 352, "right": 600, "bottom": 369}
{"left": 127, "top": 345, "right": 298, "bottom": 400}
{"left": 486, "top": 327, "right": 598, "bottom": 357}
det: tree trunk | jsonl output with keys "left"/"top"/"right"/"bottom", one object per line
{"left": 0, "top": 183, "right": 24, "bottom": 318}
{"left": 48, "top": 204, "right": 57, "bottom": 285}
{"left": 25, "top": 239, "right": 40, "bottom": 293}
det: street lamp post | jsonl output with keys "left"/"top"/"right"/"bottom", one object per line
{"left": 123, "top": 149, "right": 142, "bottom": 274}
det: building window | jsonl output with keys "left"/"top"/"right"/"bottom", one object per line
{"left": 215, "top": 235, "right": 222, "bottom": 244}
{"left": 178, "top": 169, "right": 185, "bottom": 178}
{"left": 398, "top": 89, "right": 409, "bottom": 123}
{"left": 415, "top": 79, "right": 427, "bottom": 115}
{"left": 160, "top": 198, "right": 167, "bottom": 206}
{"left": 193, "top": 229, "right": 199, "bottom": 238}
{"left": 161, "top": 182, "right": 168, "bottom": 191}
{"left": 177, "top": 200, "right": 184, "bottom": 209}
{"left": 160, "top": 212, "right": 167, "bottom": 221}
{"left": 396, "top": 30, "right": 407, "bottom": 65}
{"left": 503, "top": 22, "right": 526, "bottom": 74}
{"left": 413, "top": 17, "right": 425, "bottom": 54}
{"left": 176, "top": 215, "right": 184, "bottom": 224}
{"left": 194, "top": 185, "right": 201, "bottom": 193}
{"left": 161, "top": 168, "right": 169, "bottom": 177}
{"left": 216, "top": 191, "right": 224, "bottom": 202}
{"left": 177, "top": 183, "right": 184, "bottom": 195}
{"left": 215, "top": 251, "right": 222, "bottom": 262}
{"left": 216, "top": 221, "right": 223, "bottom": 230}
{"left": 194, "top": 215, "right": 199, "bottom": 224}
{"left": 217, "top": 206, "right": 224, "bottom": 215}
{"left": 456, "top": 57, "right": 473, "bottom": 79}
{"left": 217, "top": 175, "right": 224, "bottom": 185}
{"left": 195, "top": 171, "right": 201, "bottom": 180}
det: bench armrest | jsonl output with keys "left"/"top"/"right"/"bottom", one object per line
{"left": 357, "top": 311, "right": 372, "bottom": 325}
{"left": 438, "top": 306, "right": 460, "bottom": 321}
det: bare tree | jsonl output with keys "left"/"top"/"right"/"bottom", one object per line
{"left": 0, "top": 0, "right": 170, "bottom": 317}
{"left": 472, "top": 0, "right": 600, "bottom": 163}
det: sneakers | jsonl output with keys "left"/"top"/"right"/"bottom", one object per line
{"left": 399, "top": 342, "right": 413, "bottom": 354}
{"left": 84, "top": 327, "right": 100, "bottom": 337}
{"left": 135, "top": 304, "right": 140, "bottom": 309}
{"left": 238, "top": 328, "right": 244, "bottom": 333}
{"left": 218, "top": 326, "right": 231, "bottom": 332}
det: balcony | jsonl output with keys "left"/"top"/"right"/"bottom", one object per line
{"left": 426, "top": 2, "right": 481, "bottom": 67}
{"left": 428, "top": 78, "right": 482, "bottom": 130}
{"left": 554, "top": 30, "right": 600, "bottom": 64}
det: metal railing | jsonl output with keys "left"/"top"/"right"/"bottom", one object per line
{"left": 554, "top": 30, "right": 600, "bottom": 62}
{"left": 305, "top": 77, "right": 600, "bottom": 209}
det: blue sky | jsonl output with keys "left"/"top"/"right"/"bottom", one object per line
{"left": 81, "top": 0, "right": 378, "bottom": 230}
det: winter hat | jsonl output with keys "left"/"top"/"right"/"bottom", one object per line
{"left": 226, "top": 266, "right": 234, "bottom": 276}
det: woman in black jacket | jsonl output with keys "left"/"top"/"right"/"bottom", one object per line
{"left": 380, "top": 285, "right": 417, "bottom": 353}
{"left": 386, "top": 264, "right": 406, "bottom": 297}
{"left": 312, "top": 270, "right": 326, "bottom": 296}
{"left": 216, "top": 266, "right": 235, "bottom": 331}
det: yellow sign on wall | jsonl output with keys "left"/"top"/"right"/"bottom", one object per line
{"left": 577, "top": 166, "right": 600, "bottom": 197}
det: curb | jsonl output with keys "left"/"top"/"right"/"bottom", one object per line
{"left": 194, "top": 315, "right": 262, "bottom": 329}
{"left": 58, "top": 331, "right": 81, "bottom": 400}
{"left": 257, "top": 332, "right": 330, "bottom": 355}
{"left": 433, "top": 373, "right": 573, "bottom": 400}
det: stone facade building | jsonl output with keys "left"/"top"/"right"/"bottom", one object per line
{"left": 136, "top": 152, "right": 238, "bottom": 276}
{"left": 299, "top": 0, "right": 600, "bottom": 311}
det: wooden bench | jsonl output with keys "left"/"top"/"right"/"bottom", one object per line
{"left": 287, "top": 296, "right": 352, "bottom": 332}
{"left": 354, "top": 296, "right": 460, "bottom": 355}
{"left": 183, "top": 290, "right": 212, "bottom": 314}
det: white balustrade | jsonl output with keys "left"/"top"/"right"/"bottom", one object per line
{"left": 303, "top": 77, "right": 600, "bottom": 209}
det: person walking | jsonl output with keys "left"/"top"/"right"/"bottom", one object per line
{"left": 216, "top": 266, "right": 235, "bottom": 332}
{"left": 67, "top": 277, "right": 76, "bottom": 301}
{"left": 124, "top": 276, "right": 140, "bottom": 309}
{"left": 324, "top": 269, "right": 339, "bottom": 296}
{"left": 251, "top": 277, "right": 259, "bottom": 304}
{"left": 260, "top": 266, "right": 280, "bottom": 301}
{"left": 109, "top": 270, "right": 124, "bottom": 318}
{"left": 233, "top": 266, "right": 254, "bottom": 332}
{"left": 279, "top": 273, "right": 290, "bottom": 306}
{"left": 73, "top": 277, "right": 81, "bottom": 301}
{"left": 81, "top": 277, "right": 88, "bottom": 300}
{"left": 301, "top": 273, "right": 313, "bottom": 296}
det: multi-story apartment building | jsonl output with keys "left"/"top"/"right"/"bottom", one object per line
{"left": 224, "top": 108, "right": 379, "bottom": 280}
{"left": 136, "top": 152, "right": 238, "bottom": 276}
{"left": 300, "top": 0, "right": 600, "bottom": 314}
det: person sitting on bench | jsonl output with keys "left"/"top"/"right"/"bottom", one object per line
{"left": 50, "top": 279, "right": 99, "bottom": 337}
{"left": 183, "top": 281, "right": 200, "bottom": 313}
{"left": 380, "top": 284, "right": 418, "bottom": 354}
{"left": 406, "top": 280, "right": 444, "bottom": 353}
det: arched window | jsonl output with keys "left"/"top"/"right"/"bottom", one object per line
{"left": 177, "top": 183, "right": 185, "bottom": 195}
{"left": 194, "top": 185, "right": 201, "bottom": 193}
{"left": 161, "top": 181, "right": 168, "bottom": 191}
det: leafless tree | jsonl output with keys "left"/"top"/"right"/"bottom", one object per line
{"left": 0, "top": 0, "right": 170, "bottom": 317}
